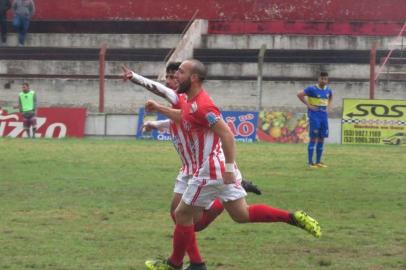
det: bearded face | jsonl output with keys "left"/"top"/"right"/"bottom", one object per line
{"left": 175, "top": 63, "right": 193, "bottom": 94}
{"left": 177, "top": 77, "right": 192, "bottom": 94}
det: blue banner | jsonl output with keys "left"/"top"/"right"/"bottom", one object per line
{"left": 222, "top": 111, "right": 258, "bottom": 142}
{"left": 136, "top": 109, "right": 258, "bottom": 142}
{"left": 136, "top": 108, "right": 172, "bottom": 140}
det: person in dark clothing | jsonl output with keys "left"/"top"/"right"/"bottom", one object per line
{"left": 0, "top": 0, "right": 11, "bottom": 45}
{"left": 12, "top": 0, "right": 35, "bottom": 46}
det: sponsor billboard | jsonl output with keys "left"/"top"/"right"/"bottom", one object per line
{"left": 0, "top": 107, "right": 87, "bottom": 138}
{"left": 341, "top": 99, "right": 406, "bottom": 145}
{"left": 136, "top": 109, "right": 258, "bottom": 142}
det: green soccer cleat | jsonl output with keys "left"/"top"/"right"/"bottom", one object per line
{"left": 145, "top": 259, "right": 182, "bottom": 270}
{"left": 316, "top": 162, "right": 328, "bottom": 168}
{"left": 293, "top": 210, "right": 322, "bottom": 238}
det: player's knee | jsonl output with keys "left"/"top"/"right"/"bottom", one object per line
{"left": 229, "top": 212, "right": 250, "bottom": 223}
{"left": 174, "top": 206, "right": 190, "bottom": 220}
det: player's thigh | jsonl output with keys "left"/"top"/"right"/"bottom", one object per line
{"left": 175, "top": 200, "right": 204, "bottom": 225}
{"left": 223, "top": 197, "right": 250, "bottom": 223}
{"left": 319, "top": 117, "right": 329, "bottom": 138}
{"left": 309, "top": 117, "right": 322, "bottom": 138}
{"left": 182, "top": 179, "right": 220, "bottom": 209}
{"left": 217, "top": 176, "right": 247, "bottom": 222}
{"left": 171, "top": 192, "right": 183, "bottom": 213}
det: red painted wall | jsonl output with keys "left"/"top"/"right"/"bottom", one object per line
{"left": 30, "top": 0, "right": 406, "bottom": 22}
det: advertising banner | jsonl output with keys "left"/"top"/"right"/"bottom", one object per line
{"left": 0, "top": 107, "right": 87, "bottom": 138}
{"left": 341, "top": 99, "right": 406, "bottom": 145}
{"left": 136, "top": 108, "right": 172, "bottom": 141}
{"left": 136, "top": 109, "right": 258, "bottom": 142}
{"left": 257, "top": 111, "right": 309, "bottom": 143}
{"left": 222, "top": 111, "right": 258, "bottom": 142}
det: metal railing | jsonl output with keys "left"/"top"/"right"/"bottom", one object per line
{"left": 375, "top": 22, "right": 406, "bottom": 82}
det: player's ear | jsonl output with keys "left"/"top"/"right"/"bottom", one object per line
{"left": 191, "top": 73, "right": 199, "bottom": 83}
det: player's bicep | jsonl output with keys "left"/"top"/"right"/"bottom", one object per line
{"left": 210, "top": 117, "right": 232, "bottom": 137}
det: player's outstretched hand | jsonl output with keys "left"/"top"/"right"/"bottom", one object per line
{"left": 145, "top": 100, "right": 160, "bottom": 113}
{"left": 142, "top": 121, "right": 156, "bottom": 132}
{"left": 121, "top": 65, "right": 133, "bottom": 81}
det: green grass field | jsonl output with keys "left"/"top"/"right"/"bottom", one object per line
{"left": 0, "top": 138, "right": 405, "bottom": 270}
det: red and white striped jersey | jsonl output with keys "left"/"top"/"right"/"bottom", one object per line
{"left": 169, "top": 94, "right": 196, "bottom": 176}
{"left": 179, "top": 89, "right": 226, "bottom": 180}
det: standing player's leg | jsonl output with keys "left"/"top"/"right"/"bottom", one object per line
{"left": 171, "top": 176, "right": 204, "bottom": 267}
{"left": 23, "top": 115, "right": 30, "bottom": 138}
{"left": 31, "top": 115, "right": 37, "bottom": 138}
{"left": 316, "top": 116, "right": 328, "bottom": 167}
{"left": 315, "top": 138, "right": 325, "bottom": 166}
{"left": 308, "top": 117, "right": 321, "bottom": 168}
{"left": 146, "top": 201, "right": 203, "bottom": 270}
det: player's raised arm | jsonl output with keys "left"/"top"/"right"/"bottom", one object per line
{"left": 122, "top": 66, "right": 179, "bottom": 105}
{"left": 145, "top": 100, "right": 181, "bottom": 124}
{"left": 143, "top": 119, "right": 171, "bottom": 132}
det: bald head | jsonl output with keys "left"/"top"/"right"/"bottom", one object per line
{"left": 176, "top": 59, "right": 207, "bottom": 94}
{"left": 188, "top": 59, "right": 206, "bottom": 82}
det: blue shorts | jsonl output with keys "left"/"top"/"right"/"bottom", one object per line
{"left": 308, "top": 112, "right": 329, "bottom": 139}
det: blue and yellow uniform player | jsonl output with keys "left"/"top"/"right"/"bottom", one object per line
{"left": 297, "top": 72, "right": 332, "bottom": 168}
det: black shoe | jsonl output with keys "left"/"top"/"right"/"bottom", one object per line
{"left": 241, "top": 179, "right": 262, "bottom": 195}
{"left": 184, "top": 262, "right": 207, "bottom": 270}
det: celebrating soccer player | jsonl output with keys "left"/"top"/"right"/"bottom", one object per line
{"left": 122, "top": 61, "right": 263, "bottom": 270}
{"left": 142, "top": 59, "right": 321, "bottom": 270}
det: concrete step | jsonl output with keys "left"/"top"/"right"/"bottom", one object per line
{"left": 0, "top": 47, "right": 170, "bottom": 61}
{"left": 202, "top": 34, "right": 400, "bottom": 50}
{"left": 1, "top": 78, "right": 404, "bottom": 115}
{"left": 3, "top": 33, "right": 181, "bottom": 49}
{"left": 0, "top": 60, "right": 165, "bottom": 78}
{"left": 2, "top": 47, "right": 394, "bottom": 64}
{"left": 194, "top": 49, "right": 397, "bottom": 64}
{"left": 205, "top": 63, "right": 376, "bottom": 80}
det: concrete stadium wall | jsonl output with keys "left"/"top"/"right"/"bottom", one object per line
{"left": 202, "top": 35, "right": 401, "bottom": 50}
{"left": 1, "top": 78, "right": 404, "bottom": 118}
{"left": 5, "top": 60, "right": 399, "bottom": 81}
{"left": 26, "top": 0, "right": 406, "bottom": 21}
{"left": 5, "top": 33, "right": 181, "bottom": 49}
{"left": 0, "top": 60, "right": 166, "bottom": 77}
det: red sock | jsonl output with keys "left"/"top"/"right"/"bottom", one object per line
{"left": 170, "top": 211, "right": 202, "bottom": 263}
{"left": 185, "top": 233, "right": 203, "bottom": 264}
{"left": 194, "top": 198, "right": 224, "bottom": 232}
{"left": 170, "top": 224, "right": 195, "bottom": 267}
{"left": 248, "top": 204, "right": 293, "bottom": 223}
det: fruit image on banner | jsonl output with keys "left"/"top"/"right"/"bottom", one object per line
{"left": 257, "top": 111, "right": 309, "bottom": 143}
